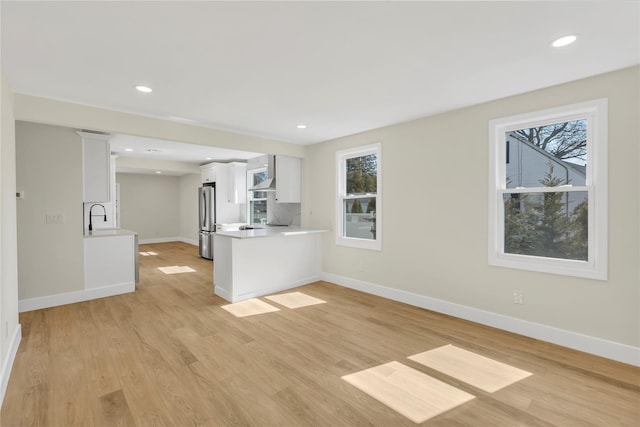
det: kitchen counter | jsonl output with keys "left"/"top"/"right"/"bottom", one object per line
{"left": 216, "top": 226, "right": 326, "bottom": 239}
{"left": 84, "top": 228, "right": 138, "bottom": 238}
{"left": 214, "top": 226, "right": 326, "bottom": 303}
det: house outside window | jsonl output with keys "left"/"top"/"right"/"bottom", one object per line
{"left": 248, "top": 168, "right": 267, "bottom": 225}
{"left": 488, "top": 99, "right": 608, "bottom": 280}
{"left": 336, "top": 143, "right": 382, "bottom": 250}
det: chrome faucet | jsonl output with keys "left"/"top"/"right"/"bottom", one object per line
{"left": 88, "top": 204, "right": 107, "bottom": 231}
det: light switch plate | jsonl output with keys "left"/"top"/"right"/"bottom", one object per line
{"left": 46, "top": 213, "right": 65, "bottom": 224}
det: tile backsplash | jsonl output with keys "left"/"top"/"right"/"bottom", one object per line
{"left": 266, "top": 193, "right": 300, "bottom": 226}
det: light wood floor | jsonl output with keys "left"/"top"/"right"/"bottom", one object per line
{"left": 2, "top": 242, "right": 639, "bottom": 426}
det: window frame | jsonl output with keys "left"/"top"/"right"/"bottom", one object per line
{"left": 488, "top": 99, "right": 608, "bottom": 280}
{"left": 247, "top": 167, "right": 268, "bottom": 225}
{"left": 336, "top": 143, "right": 382, "bottom": 250}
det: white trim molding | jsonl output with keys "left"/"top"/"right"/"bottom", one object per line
{"left": 18, "top": 282, "right": 135, "bottom": 313}
{"left": 139, "top": 237, "right": 183, "bottom": 245}
{"left": 488, "top": 99, "right": 608, "bottom": 280}
{"left": 1, "top": 324, "right": 21, "bottom": 407}
{"left": 320, "top": 272, "right": 639, "bottom": 367}
{"left": 335, "top": 143, "right": 382, "bottom": 251}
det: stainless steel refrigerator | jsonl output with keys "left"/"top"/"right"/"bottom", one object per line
{"left": 198, "top": 184, "right": 216, "bottom": 259}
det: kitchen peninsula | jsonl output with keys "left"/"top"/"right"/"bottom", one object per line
{"left": 214, "top": 226, "right": 326, "bottom": 302}
{"left": 84, "top": 228, "right": 138, "bottom": 292}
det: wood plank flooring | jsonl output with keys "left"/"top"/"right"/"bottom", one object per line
{"left": 2, "top": 242, "right": 639, "bottom": 426}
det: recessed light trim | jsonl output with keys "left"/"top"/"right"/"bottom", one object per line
{"left": 124, "top": 148, "right": 134, "bottom": 152}
{"left": 155, "top": 171, "right": 162, "bottom": 174}
{"left": 205, "top": 157, "right": 213, "bottom": 160}
{"left": 552, "top": 35, "right": 577, "bottom": 48}
{"left": 135, "top": 85, "right": 153, "bottom": 93}
{"left": 297, "top": 124, "right": 308, "bottom": 129}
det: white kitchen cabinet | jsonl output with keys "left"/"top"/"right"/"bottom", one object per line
{"left": 276, "top": 156, "right": 301, "bottom": 203}
{"left": 79, "top": 131, "right": 111, "bottom": 202}
{"left": 200, "top": 164, "right": 216, "bottom": 184}
{"left": 226, "top": 162, "right": 247, "bottom": 204}
{"left": 214, "top": 163, "right": 245, "bottom": 223}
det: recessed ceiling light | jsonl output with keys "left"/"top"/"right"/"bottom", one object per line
{"left": 205, "top": 157, "right": 213, "bottom": 160}
{"left": 135, "top": 85, "right": 153, "bottom": 93}
{"left": 155, "top": 171, "right": 162, "bottom": 174}
{"left": 124, "top": 148, "right": 134, "bottom": 152}
{"left": 552, "top": 35, "right": 577, "bottom": 48}
{"left": 297, "top": 124, "right": 307, "bottom": 129}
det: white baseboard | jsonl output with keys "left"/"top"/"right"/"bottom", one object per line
{"left": 1, "top": 324, "right": 22, "bottom": 407}
{"left": 139, "top": 237, "right": 182, "bottom": 244}
{"left": 18, "top": 282, "right": 135, "bottom": 313}
{"left": 320, "top": 272, "right": 640, "bottom": 367}
{"left": 179, "top": 238, "right": 198, "bottom": 246}
{"left": 138, "top": 237, "right": 198, "bottom": 246}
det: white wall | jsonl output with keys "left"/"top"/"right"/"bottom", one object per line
{"left": 179, "top": 173, "right": 200, "bottom": 244}
{"left": 305, "top": 67, "right": 639, "bottom": 354}
{"left": 117, "top": 173, "right": 180, "bottom": 242}
{"left": 15, "top": 121, "right": 84, "bottom": 300}
{"left": 0, "top": 70, "right": 20, "bottom": 406}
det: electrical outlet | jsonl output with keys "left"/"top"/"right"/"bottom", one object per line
{"left": 513, "top": 290, "right": 524, "bottom": 304}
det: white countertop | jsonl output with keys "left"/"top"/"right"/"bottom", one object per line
{"left": 216, "top": 226, "right": 327, "bottom": 239}
{"left": 84, "top": 228, "right": 138, "bottom": 238}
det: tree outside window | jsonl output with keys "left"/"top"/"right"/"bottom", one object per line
{"left": 489, "top": 99, "right": 607, "bottom": 280}
{"left": 337, "top": 144, "right": 382, "bottom": 250}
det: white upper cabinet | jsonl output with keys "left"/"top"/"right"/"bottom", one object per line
{"left": 200, "top": 164, "right": 216, "bottom": 184}
{"left": 79, "top": 131, "right": 111, "bottom": 203}
{"left": 276, "top": 156, "right": 301, "bottom": 203}
{"left": 226, "top": 162, "right": 247, "bottom": 204}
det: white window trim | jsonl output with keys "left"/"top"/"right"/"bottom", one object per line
{"left": 488, "top": 99, "right": 608, "bottom": 280}
{"left": 336, "top": 143, "right": 382, "bottom": 250}
{"left": 247, "top": 167, "right": 267, "bottom": 224}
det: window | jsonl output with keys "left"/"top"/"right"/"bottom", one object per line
{"left": 488, "top": 99, "right": 607, "bottom": 280}
{"left": 336, "top": 143, "right": 382, "bottom": 250}
{"left": 247, "top": 168, "right": 267, "bottom": 225}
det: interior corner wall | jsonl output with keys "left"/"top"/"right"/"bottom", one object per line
{"left": 179, "top": 173, "right": 200, "bottom": 245}
{"left": 1, "top": 70, "right": 20, "bottom": 405}
{"left": 15, "top": 121, "right": 84, "bottom": 300}
{"left": 116, "top": 173, "right": 180, "bottom": 242}
{"left": 305, "top": 66, "right": 640, "bottom": 350}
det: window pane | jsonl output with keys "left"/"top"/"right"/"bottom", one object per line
{"left": 503, "top": 191, "right": 588, "bottom": 261}
{"left": 252, "top": 170, "right": 268, "bottom": 199}
{"left": 250, "top": 200, "right": 267, "bottom": 225}
{"left": 343, "top": 197, "right": 377, "bottom": 240}
{"left": 505, "top": 119, "right": 586, "bottom": 188}
{"left": 346, "top": 154, "right": 377, "bottom": 195}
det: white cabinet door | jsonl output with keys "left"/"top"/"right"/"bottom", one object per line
{"left": 80, "top": 131, "right": 111, "bottom": 202}
{"left": 215, "top": 164, "right": 242, "bottom": 223}
{"left": 227, "top": 162, "right": 247, "bottom": 204}
{"left": 276, "top": 156, "right": 301, "bottom": 203}
{"left": 201, "top": 164, "right": 216, "bottom": 184}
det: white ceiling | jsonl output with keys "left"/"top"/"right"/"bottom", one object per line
{"left": 2, "top": 1, "right": 639, "bottom": 158}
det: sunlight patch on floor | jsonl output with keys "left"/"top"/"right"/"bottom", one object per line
{"left": 221, "top": 298, "right": 281, "bottom": 317}
{"left": 408, "top": 344, "right": 532, "bottom": 393}
{"left": 264, "top": 291, "right": 326, "bottom": 309}
{"left": 139, "top": 251, "right": 158, "bottom": 256}
{"left": 342, "top": 361, "right": 475, "bottom": 423}
{"left": 158, "top": 266, "right": 196, "bottom": 274}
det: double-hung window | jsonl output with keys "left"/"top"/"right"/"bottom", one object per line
{"left": 336, "top": 143, "right": 382, "bottom": 250}
{"left": 247, "top": 168, "right": 267, "bottom": 225}
{"left": 488, "top": 99, "right": 607, "bottom": 280}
